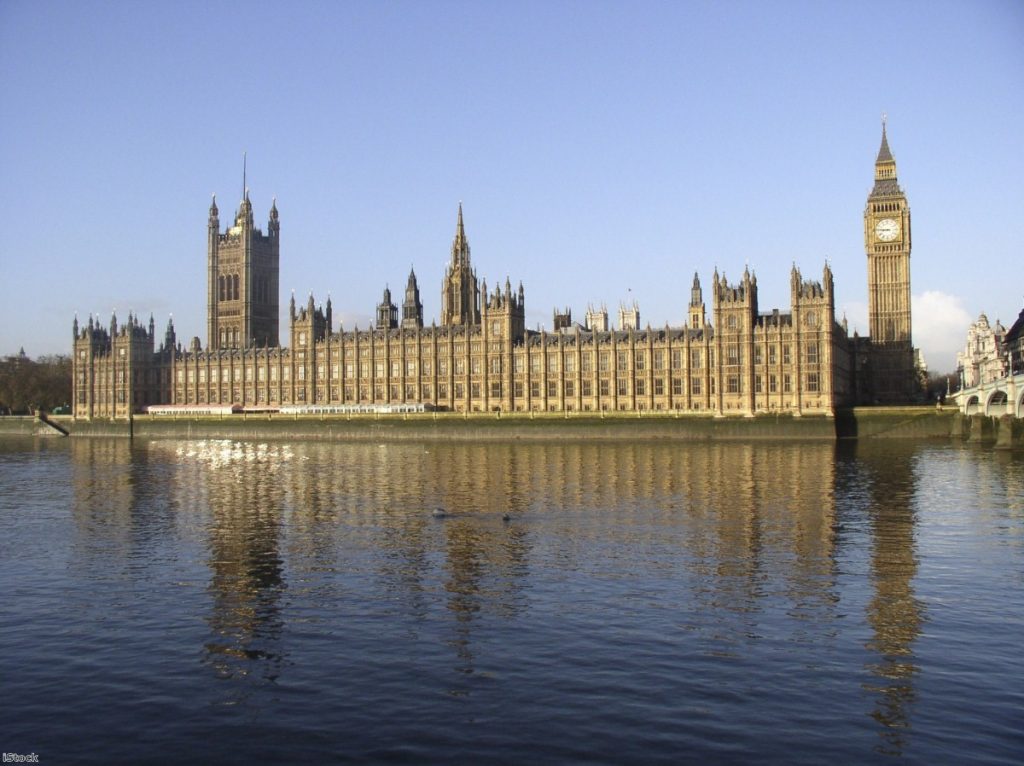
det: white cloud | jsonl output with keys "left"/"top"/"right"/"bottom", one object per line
{"left": 912, "top": 291, "right": 972, "bottom": 373}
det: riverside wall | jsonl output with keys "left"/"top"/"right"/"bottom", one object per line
{"left": 2, "top": 408, "right": 1020, "bottom": 446}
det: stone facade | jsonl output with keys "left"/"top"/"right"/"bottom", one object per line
{"left": 957, "top": 314, "right": 1007, "bottom": 388}
{"left": 72, "top": 127, "right": 919, "bottom": 419}
{"left": 863, "top": 120, "right": 917, "bottom": 403}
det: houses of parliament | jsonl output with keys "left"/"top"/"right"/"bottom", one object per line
{"left": 72, "top": 126, "right": 920, "bottom": 419}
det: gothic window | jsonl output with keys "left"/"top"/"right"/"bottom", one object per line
{"left": 490, "top": 357, "right": 502, "bottom": 374}
{"left": 783, "top": 374, "right": 792, "bottom": 393}
{"left": 514, "top": 382, "right": 524, "bottom": 398}
{"left": 407, "top": 361, "right": 416, "bottom": 377}
{"left": 233, "top": 274, "right": 240, "bottom": 301}
{"left": 564, "top": 355, "right": 575, "bottom": 373}
{"left": 548, "top": 355, "right": 558, "bottom": 373}
{"left": 547, "top": 381, "right": 557, "bottom": 397}
{"left": 581, "top": 354, "right": 592, "bottom": 373}
{"left": 491, "top": 382, "right": 501, "bottom": 398}
{"left": 807, "top": 311, "right": 818, "bottom": 327}
{"left": 807, "top": 343, "right": 819, "bottom": 365}
{"left": 672, "top": 378, "right": 683, "bottom": 396}
{"left": 654, "top": 378, "right": 664, "bottom": 396}
{"left": 769, "top": 345, "right": 777, "bottom": 365}
{"left": 783, "top": 345, "right": 791, "bottom": 365}
{"left": 691, "top": 349, "right": 702, "bottom": 369}
{"left": 755, "top": 376, "right": 763, "bottom": 393}
{"left": 727, "top": 375, "right": 739, "bottom": 394}
{"left": 617, "top": 351, "right": 628, "bottom": 369}
{"left": 514, "top": 356, "right": 524, "bottom": 373}
{"left": 617, "top": 378, "right": 628, "bottom": 396}
{"left": 654, "top": 350, "right": 664, "bottom": 371}
{"left": 391, "top": 361, "right": 401, "bottom": 377}
{"left": 728, "top": 315, "right": 737, "bottom": 330}
{"left": 531, "top": 355, "right": 541, "bottom": 373}
{"left": 531, "top": 381, "right": 541, "bottom": 397}
{"left": 691, "top": 377, "right": 702, "bottom": 395}
{"left": 599, "top": 352, "right": 610, "bottom": 373}
{"left": 564, "top": 380, "right": 574, "bottom": 397}
{"left": 807, "top": 373, "right": 819, "bottom": 392}
{"left": 376, "top": 361, "right": 385, "bottom": 378}
{"left": 471, "top": 383, "right": 481, "bottom": 398}
{"left": 769, "top": 375, "right": 777, "bottom": 393}
{"left": 471, "top": 358, "right": 481, "bottom": 375}
{"left": 754, "top": 346, "right": 763, "bottom": 365}
{"left": 599, "top": 380, "right": 610, "bottom": 397}
{"left": 582, "top": 380, "right": 592, "bottom": 397}
{"left": 635, "top": 352, "right": 646, "bottom": 371}
{"left": 636, "top": 379, "right": 646, "bottom": 396}
{"left": 727, "top": 344, "right": 740, "bottom": 366}
{"left": 219, "top": 276, "right": 225, "bottom": 301}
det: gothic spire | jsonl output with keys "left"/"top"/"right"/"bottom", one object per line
{"left": 451, "top": 202, "right": 470, "bottom": 268}
{"left": 876, "top": 116, "right": 893, "bottom": 164}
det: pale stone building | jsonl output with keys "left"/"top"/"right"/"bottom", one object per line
{"left": 72, "top": 125, "right": 920, "bottom": 419}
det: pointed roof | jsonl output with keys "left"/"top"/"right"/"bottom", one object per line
{"left": 876, "top": 119, "right": 894, "bottom": 164}
{"left": 451, "top": 201, "right": 470, "bottom": 268}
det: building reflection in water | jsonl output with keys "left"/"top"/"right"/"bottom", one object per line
{"left": 68, "top": 434, "right": 926, "bottom": 746}
{"left": 842, "top": 442, "right": 926, "bottom": 757}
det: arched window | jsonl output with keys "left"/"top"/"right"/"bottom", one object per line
{"left": 219, "top": 276, "right": 225, "bottom": 301}
{"left": 233, "top": 275, "right": 240, "bottom": 301}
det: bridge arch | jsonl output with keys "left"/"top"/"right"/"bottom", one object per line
{"left": 965, "top": 395, "right": 980, "bottom": 415}
{"left": 985, "top": 390, "right": 1008, "bottom": 417}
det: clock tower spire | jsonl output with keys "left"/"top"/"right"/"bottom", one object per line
{"left": 864, "top": 118, "right": 916, "bottom": 402}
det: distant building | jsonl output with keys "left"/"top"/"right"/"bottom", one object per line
{"left": 72, "top": 125, "right": 921, "bottom": 418}
{"left": 956, "top": 313, "right": 1007, "bottom": 388}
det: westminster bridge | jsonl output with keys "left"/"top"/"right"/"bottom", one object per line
{"left": 954, "top": 371, "right": 1024, "bottom": 418}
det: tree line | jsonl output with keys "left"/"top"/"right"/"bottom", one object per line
{"left": 0, "top": 350, "right": 72, "bottom": 414}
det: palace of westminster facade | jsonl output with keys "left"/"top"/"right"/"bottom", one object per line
{"left": 72, "top": 126, "right": 919, "bottom": 418}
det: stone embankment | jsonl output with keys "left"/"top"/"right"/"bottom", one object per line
{"left": 0, "top": 407, "right": 1020, "bottom": 446}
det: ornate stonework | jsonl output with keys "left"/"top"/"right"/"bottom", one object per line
{"left": 72, "top": 130, "right": 921, "bottom": 418}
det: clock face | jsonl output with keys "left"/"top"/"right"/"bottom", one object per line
{"left": 875, "top": 218, "right": 900, "bottom": 242}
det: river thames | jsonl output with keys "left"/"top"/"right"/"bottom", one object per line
{"left": 1, "top": 436, "right": 1021, "bottom": 764}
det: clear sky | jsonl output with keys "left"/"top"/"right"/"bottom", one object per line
{"left": 1, "top": 0, "right": 1021, "bottom": 372}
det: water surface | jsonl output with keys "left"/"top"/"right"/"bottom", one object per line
{"left": 1, "top": 437, "right": 1021, "bottom": 764}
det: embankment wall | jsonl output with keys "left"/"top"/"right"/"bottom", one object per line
{"left": 2, "top": 408, "right": 1020, "bottom": 446}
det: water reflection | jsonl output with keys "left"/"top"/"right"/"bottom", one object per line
{"left": 65, "top": 436, "right": 936, "bottom": 747}
{"left": 842, "top": 443, "right": 926, "bottom": 757}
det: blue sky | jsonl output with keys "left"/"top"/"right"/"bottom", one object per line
{"left": 1, "top": 0, "right": 1021, "bottom": 372}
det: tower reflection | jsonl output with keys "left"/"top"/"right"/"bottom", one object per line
{"left": 847, "top": 441, "right": 926, "bottom": 756}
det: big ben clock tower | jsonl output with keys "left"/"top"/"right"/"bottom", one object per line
{"left": 864, "top": 118, "right": 916, "bottom": 402}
